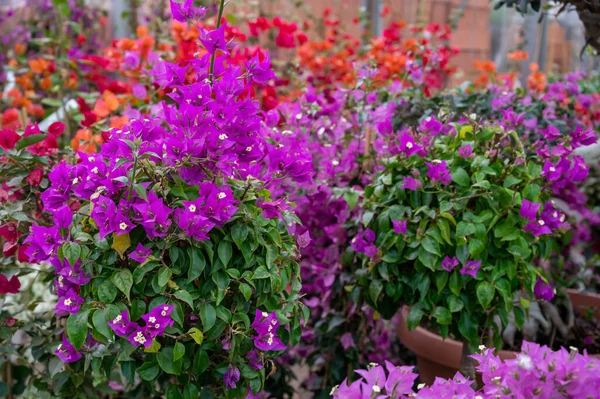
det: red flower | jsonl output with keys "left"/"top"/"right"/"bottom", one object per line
{"left": 47, "top": 121, "right": 65, "bottom": 136}
{"left": 0, "top": 223, "right": 19, "bottom": 242}
{"left": 296, "top": 32, "right": 308, "bottom": 46}
{"left": 0, "top": 275, "right": 20, "bottom": 295}
{"left": 0, "top": 129, "right": 21, "bottom": 150}
{"left": 3, "top": 242, "right": 18, "bottom": 257}
{"left": 17, "top": 245, "right": 30, "bottom": 263}
{"left": 76, "top": 97, "right": 91, "bottom": 113}
{"left": 26, "top": 169, "right": 44, "bottom": 187}
{"left": 82, "top": 112, "right": 98, "bottom": 128}
{"left": 77, "top": 34, "right": 87, "bottom": 45}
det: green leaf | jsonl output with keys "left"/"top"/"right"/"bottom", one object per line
{"left": 62, "top": 242, "right": 81, "bottom": 267}
{"left": 447, "top": 296, "right": 464, "bottom": 312}
{"left": 343, "top": 190, "right": 360, "bottom": 209}
{"left": 231, "top": 224, "right": 248, "bottom": 249}
{"left": 456, "top": 221, "right": 476, "bottom": 237}
{"left": 440, "top": 212, "right": 457, "bottom": 226}
{"left": 183, "top": 384, "right": 200, "bottom": 399}
{"left": 239, "top": 283, "right": 252, "bottom": 301}
{"left": 212, "top": 271, "right": 230, "bottom": 290}
{"left": 187, "top": 247, "right": 206, "bottom": 282}
{"left": 137, "top": 362, "right": 160, "bottom": 381}
{"left": 218, "top": 240, "right": 232, "bottom": 267}
{"left": 468, "top": 238, "right": 485, "bottom": 257}
{"left": 52, "top": 0, "right": 70, "bottom": 17}
{"left": 252, "top": 266, "right": 270, "bottom": 279}
{"left": 41, "top": 98, "right": 64, "bottom": 107}
{"left": 369, "top": 280, "right": 383, "bottom": 304}
{"left": 111, "top": 269, "right": 133, "bottom": 301}
{"left": 199, "top": 303, "right": 216, "bottom": 332}
{"left": 97, "top": 280, "right": 117, "bottom": 303}
{"left": 67, "top": 309, "right": 90, "bottom": 350}
{"left": 173, "top": 342, "right": 185, "bottom": 362}
{"left": 133, "top": 183, "right": 148, "bottom": 202}
{"left": 449, "top": 271, "right": 461, "bottom": 296}
{"left": 157, "top": 348, "right": 183, "bottom": 375}
{"left": 173, "top": 290, "right": 194, "bottom": 309}
{"left": 432, "top": 306, "right": 452, "bottom": 325}
{"left": 166, "top": 385, "right": 184, "bottom": 399}
{"left": 266, "top": 244, "right": 277, "bottom": 268}
{"left": 192, "top": 350, "right": 210, "bottom": 378}
{"left": 92, "top": 309, "right": 113, "bottom": 340}
{"left": 503, "top": 176, "right": 522, "bottom": 188}
{"left": 458, "top": 312, "right": 478, "bottom": 345}
{"left": 406, "top": 306, "right": 424, "bottom": 330}
{"left": 476, "top": 281, "right": 495, "bottom": 309}
{"left": 417, "top": 247, "right": 437, "bottom": 271}
{"left": 144, "top": 339, "right": 161, "bottom": 353}
{"left": 513, "top": 306, "right": 525, "bottom": 329}
{"left": 436, "top": 218, "right": 452, "bottom": 245}
{"left": 435, "top": 272, "right": 448, "bottom": 292}
{"left": 15, "top": 134, "right": 48, "bottom": 151}
{"left": 158, "top": 266, "right": 171, "bottom": 287}
{"left": 421, "top": 236, "right": 441, "bottom": 256}
{"left": 451, "top": 167, "right": 471, "bottom": 187}
{"left": 187, "top": 327, "right": 204, "bottom": 345}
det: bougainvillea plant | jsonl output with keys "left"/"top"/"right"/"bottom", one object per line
{"left": 0, "top": 1, "right": 310, "bottom": 397}
{"left": 332, "top": 341, "right": 600, "bottom": 398}
{"left": 352, "top": 118, "right": 586, "bottom": 373}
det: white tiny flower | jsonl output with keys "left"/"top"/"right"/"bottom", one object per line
{"left": 549, "top": 167, "right": 556, "bottom": 172}
{"left": 64, "top": 298, "right": 72, "bottom": 306}
{"left": 91, "top": 167, "right": 99, "bottom": 174}
{"left": 88, "top": 157, "right": 95, "bottom": 162}
{"left": 372, "top": 385, "right": 381, "bottom": 393}
{"left": 406, "top": 142, "right": 413, "bottom": 149}
{"left": 149, "top": 316, "right": 156, "bottom": 323}
{"left": 72, "top": 177, "right": 80, "bottom": 184}
{"left": 432, "top": 159, "right": 442, "bottom": 164}
{"left": 186, "top": 99, "right": 191, "bottom": 104}
{"left": 119, "top": 222, "right": 128, "bottom": 230}
{"left": 517, "top": 353, "right": 533, "bottom": 370}
{"left": 332, "top": 160, "right": 339, "bottom": 166}
{"left": 262, "top": 312, "right": 268, "bottom": 317}
{"left": 538, "top": 220, "right": 545, "bottom": 226}
{"left": 188, "top": 204, "right": 197, "bottom": 212}
{"left": 478, "top": 344, "right": 486, "bottom": 352}
{"left": 113, "top": 315, "right": 122, "bottom": 323}
{"left": 560, "top": 214, "right": 565, "bottom": 222}
{"left": 246, "top": 146, "right": 252, "bottom": 152}
{"left": 329, "top": 385, "right": 339, "bottom": 396}
{"left": 161, "top": 311, "right": 167, "bottom": 316}
{"left": 417, "top": 383, "right": 425, "bottom": 390}
{"left": 218, "top": 192, "right": 226, "bottom": 199}
{"left": 154, "top": 324, "right": 160, "bottom": 329}
{"left": 295, "top": 114, "right": 302, "bottom": 120}
{"left": 219, "top": 134, "right": 228, "bottom": 140}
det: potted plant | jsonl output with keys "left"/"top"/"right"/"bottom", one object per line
{"left": 350, "top": 118, "right": 590, "bottom": 383}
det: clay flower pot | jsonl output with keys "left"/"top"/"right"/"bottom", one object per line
{"left": 398, "top": 289, "right": 600, "bottom": 385}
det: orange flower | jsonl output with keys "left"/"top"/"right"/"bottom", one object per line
{"left": 93, "top": 99, "right": 110, "bottom": 119}
{"left": 109, "top": 115, "right": 129, "bottom": 129}
{"left": 28, "top": 58, "right": 48, "bottom": 74}
{"left": 71, "top": 129, "right": 102, "bottom": 153}
{"left": 527, "top": 63, "right": 546, "bottom": 92}
{"left": 27, "top": 103, "right": 45, "bottom": 118}
{"left": 40, "top": 76, "right": 52, "bottom": 91}
{"left": 507, "top": 50, "right": 529, "bottom": 61}
{"left": 15, "top": 43, "right": 25, "bottom": 55}
{"left": 103, "top": 90, "right": 120, "bottom": 112}
{"left": 136, "top": 25, "right": 148, "bottom": 38}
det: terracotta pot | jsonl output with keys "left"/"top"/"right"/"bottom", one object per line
{"left": 398, "top": 289, "right": 600, "bottom": 386}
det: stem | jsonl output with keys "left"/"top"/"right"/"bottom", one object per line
{"left": 6, "top": 362, "right": 12, "bottom": 399}
{"left": 460, "top": 340, "right": 476, "bottom": 386}
{"left": 127, "top": 156, "right": 138, "bottom": 202}
{"left": 209, "top": 0, "right": 226, "bottom": 82}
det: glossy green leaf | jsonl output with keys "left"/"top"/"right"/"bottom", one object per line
{"left": 67, "top": 309, "right": 90, "bottom": 350}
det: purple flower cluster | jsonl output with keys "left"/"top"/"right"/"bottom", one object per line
{"left": 333, "top": 341, "right": 600, "bottom": 398}
{"left": 108, "top": 305, "right": 174, "bottom": 349}
{"left": 251, "top": 310, "right": 286, "bottom": 351}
